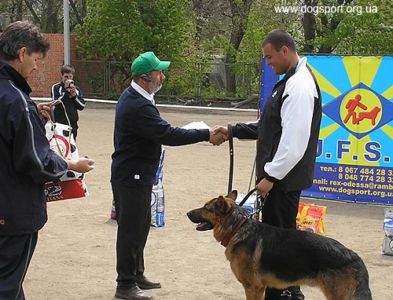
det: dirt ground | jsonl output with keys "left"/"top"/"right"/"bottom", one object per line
{"left": 25, "top": 106, "right": 392, "bottom": 300}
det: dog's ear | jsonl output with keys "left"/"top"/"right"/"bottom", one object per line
{"left": 226, "top": 190, "right": 237, "bottom": 201}
{"left": 215, "top": 196, "right": 232, "bottom": 215}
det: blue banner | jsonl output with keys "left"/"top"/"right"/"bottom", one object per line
{"left": 260, "top": 58, "right": 279, "bottom": 110}
{"left": 261, "top": 56, "right": 393, "bottom": 205}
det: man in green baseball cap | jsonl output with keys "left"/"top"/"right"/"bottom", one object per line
{"left": 131, "top": 51, "right": 171, "bottom": 77}
{"left": 111, "top": 51, "right": 225, "bottom": 300}
{"left": 128, "top": 51, "right": 171, "bottom": 96}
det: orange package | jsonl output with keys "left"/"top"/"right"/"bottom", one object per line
{"left": 296, "top": 202, "right": 327, "bottom": 235}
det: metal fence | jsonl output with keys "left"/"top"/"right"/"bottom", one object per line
{"left": 73, "top": 60, "right": 261, "bottom": 107}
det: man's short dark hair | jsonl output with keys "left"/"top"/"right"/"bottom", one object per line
{"left": 262, "top": 29, "right": 296, "bottom": 52}
{"left": 61, "top": 64, "right": 75, "bottom": 75}
{"left": 0, "top": 21, "right": 49, "bottom": 60}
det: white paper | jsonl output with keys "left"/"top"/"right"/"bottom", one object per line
{"left": 182, "top": 121, "right": 210, "bottom": 130}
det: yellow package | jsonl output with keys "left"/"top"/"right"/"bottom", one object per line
{"left": 296, "top": 202, "right": 327, "bottom": 235}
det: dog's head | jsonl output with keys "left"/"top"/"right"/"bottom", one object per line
{"left": 186, "top": 190, "right": 238, "bottom": 231}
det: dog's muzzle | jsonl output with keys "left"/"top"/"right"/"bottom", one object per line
{"left": 187, "top": 210, "right": 213, "bottom": 231}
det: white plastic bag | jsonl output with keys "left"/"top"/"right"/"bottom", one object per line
{"left": 382, "top": 208, "right": 393, "bottom": 256}
{"left": 44, "top": 120, "right": 88, "bottom": 202}
{"left": 151, "top": 150, "right": 165, "bottom": 227}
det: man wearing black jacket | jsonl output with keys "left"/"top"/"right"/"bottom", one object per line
{"left": 0, "top": 21, "right": 94, "bottom": 300}
{"left": 111, "top": 51, "right": 225, "bottom": 300}
{"left": 51, "top": 64, "right": 85, "bottom": 139}
{"left": 214, "top": 30, "right": 322, "bottom": 299}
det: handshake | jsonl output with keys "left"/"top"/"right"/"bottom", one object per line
{"left": 208, "top": 126, "right": 229, "bottom": 146}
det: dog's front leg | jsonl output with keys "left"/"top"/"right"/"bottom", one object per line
{"left": 243, "top": 284, "right": 265, "bottom": 300}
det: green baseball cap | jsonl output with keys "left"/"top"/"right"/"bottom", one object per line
{"left": 131, "top": 51, "right": 171, "bottom": 76}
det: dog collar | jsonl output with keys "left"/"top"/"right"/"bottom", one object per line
{"left": 220, "top": 214, "right": 249, "bottom": 247}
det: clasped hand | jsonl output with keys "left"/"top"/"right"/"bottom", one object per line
{"left": 208, "top": 125, "right": 229, "bottom": 145}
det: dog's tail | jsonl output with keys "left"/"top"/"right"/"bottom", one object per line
{"left": 353, "top": 260, "right": 372, "bottom": 300}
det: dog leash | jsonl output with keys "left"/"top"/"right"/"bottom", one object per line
{"left": 227, "top": 124, "right": 234, "bottom": 194}
{"left": 237, "top": 187, "right": 266, "bottom": 220}
{"left": 221, "top": 188, "right": 266, "bottom": 247}
{"left": 221, "top": 188, "right": 261, "bottom": 247}
{"left": 238, "top": 187, "right": 257, "bottom": 206}
{"left": 227, "top": 123, "right": 264, "bottom": 220}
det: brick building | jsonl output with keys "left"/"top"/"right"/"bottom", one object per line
{"left": 29, "top": 34, "right": 75, "bottom": 97}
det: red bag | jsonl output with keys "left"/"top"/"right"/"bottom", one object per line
{"left": 45, "top": 179, "right": 86, "bottom": 202}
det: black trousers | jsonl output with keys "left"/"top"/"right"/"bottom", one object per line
{"left": 0, "top": 233, "right": 38, "bottom": 300}
{"left": 112, "top": 183, "right": 152, "bottom": 288}
{"left": 261, "top": 186, "right": 304, "bottom": 300}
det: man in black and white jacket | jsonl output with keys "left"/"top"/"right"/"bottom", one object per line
{"left": 51, "top": 64, "right": 85, "bottom": 139}
{"left": 214, "top": 29, "right": 322, "bottom": 300}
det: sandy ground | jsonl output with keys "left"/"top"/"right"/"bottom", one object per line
{"left": 24, "top": 106, "right": 392, "bottom": 300}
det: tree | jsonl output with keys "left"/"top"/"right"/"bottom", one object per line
{"left": 298, "top": 0, "right": 393, "bottom": 55}
{"left": 333, "top": 0, "right": 393, "bottom": 55}
{"left": 0, "top": 0, "right": 25, "bottom": 27}
{"left": 237, "top": 1, "right": 298, "bottom": 63}
{"left": 0, "top": 0, "right": 88, "bottom": 32}
{"left": 224, "top": 0, "right": 253, "bottom": 94}
{"left": 189, "top": 0, "right": 255, "bottom": 95}
{"left": 75, "top": 0, "right": 195, "bottom": 95}
{"left": 77, "top": 0, "right": 192, "bottom": 60}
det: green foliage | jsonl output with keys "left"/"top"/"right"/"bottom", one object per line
{"left": 73, "top": 0, "right": 393, "bottom": 100}
{"left": 75, "top": 0, "right": 198, "bottom": 96}
{"left": 75, "top": 0, "right": 192, "bottom": 62}
{"left": 236, "top": 1, "right": 299, "bottom": 63}
{"left": 333, "top": 1, "right": 393, "bottom": 55}
{"left": 290, "top": 0, "right": 393, "bottom": 55}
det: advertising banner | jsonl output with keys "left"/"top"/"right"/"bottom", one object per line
{"left": 261, "top": 56, "right": 393, "bottom": 204}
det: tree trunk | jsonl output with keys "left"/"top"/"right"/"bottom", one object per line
{"left": 16, "top": 0, "right": 24, "bottom": 21}
{"left": 81, "top": 0, "right": 87, "bottom": 19}
{"left": 225, "top": 0, "right": 253, "bottom": 94}
{"left": 192, "top": 0, "right": 204, "bottom": 49}
{"left": 314, "top": 0, "right": 354, "bottom": 54}
{"left": 45, "top": 0, "right": 59, "bottom": 32}
{"left": 24, "top": 0, "right": 41, "bottom": 25}
{"left": 70, "top": 0, "right": 84, "bottom": 27}
{"left": 302, "top": 0, "right": 316, "bottom": 53}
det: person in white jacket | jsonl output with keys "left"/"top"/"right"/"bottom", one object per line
{"left": 214, "top": 29, "right": 322, "bottom": 300}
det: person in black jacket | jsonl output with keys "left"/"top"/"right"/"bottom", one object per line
{"left": 51, "top": 64, "right": 85, "bottom": 140}
{"left": 111, "top": 51, "right": 225, "bottom": 300}
{"left": 0, "top": 21, "right": 95, "bottom": 300}
{"left": 214, "top": 30, "right": 322, "bottom": 300}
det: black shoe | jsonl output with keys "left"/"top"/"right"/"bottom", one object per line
{"left": 281, "top": 287, "right": 305, "bottom": 300}
{"left": 136, "top": 275, "right": 161, "bottom": 290}
{"left": 115, "top": 285, "right": 153, "bottom": 300}
{"left": 265, "top": 287, "right": 304, "bottom": 300}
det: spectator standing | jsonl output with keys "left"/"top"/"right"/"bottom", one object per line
{"left": 51, "top": 64, "right": 85, "bottom": 139}
{"left": 0, "top": 21, "right": 94, "bottom": 299}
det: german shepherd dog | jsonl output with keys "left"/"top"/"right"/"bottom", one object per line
{"left": 187, "top": 191, "right": 372, "bottom": 300}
